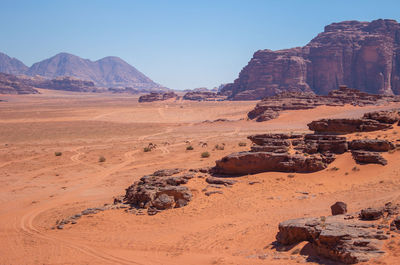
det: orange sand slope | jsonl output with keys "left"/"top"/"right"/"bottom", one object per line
{"left": 1, "top": 90, "right": 400, "bottom": 264}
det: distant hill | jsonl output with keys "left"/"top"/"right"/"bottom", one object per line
{"left": 0, "top": 52, "right": 165, "bottom": 91}
{"left": 0, "top": 52, "right": 29, "bottom": 75}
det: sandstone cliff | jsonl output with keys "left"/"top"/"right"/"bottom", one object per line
{"left": 222, "top": 19, "right": 400, "bottom": 100}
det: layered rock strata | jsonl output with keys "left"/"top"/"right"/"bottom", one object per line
{"left": 222, "top": 19, "right": 400, "bottom": 100}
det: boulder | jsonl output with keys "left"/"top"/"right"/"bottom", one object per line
{"left": 349, "top": 139, "right": 395, "bottom": 152}
{"left": 205, "top": 177, "right": 236, "bottom": 186}
{"left": 351, "top": 151, "right": 387, "bottom": 165}
{"left": 363, "top": 110, "right": 400, "bottom": 124}
{"left": 331, "top": 202, "right": 348, "bottom": 215}
{"left": 360, "top": 207, "right": 384, "bottom": 220}
{"left": 214, "top": 152, "right": 327, "bottom": 175}
{"left": 124, "top": 169, "right": 193, "bottom": 214}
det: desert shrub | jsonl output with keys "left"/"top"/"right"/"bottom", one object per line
{"left": 201, "top": 151, "right": 210, "bottom": 158}
{"left": 388, "top": 149, "right": 396, "bottom": 154}
{"left": 54, "top": 152, "right": 62, "bottom": 156}
{"left": 186, "top": 145, "right": 194, "bottom": 150}
{"left": 287, "top": 174, "right": 295, "bottom": 178}
{"left": 144, "top": 147, "right": 151, "bottom": 152}
{"left": 238, "top": 142, "right": 247, "bottom": 147}
{"left": 330, "top": 167, "right": 339, "bottom": 171}
{"left": 214, "top": 144, "right": 225, "bottom": 150}
{"left": 98, "top": 156, "right": 106, "bottom": 162}
{"left": 352, "top": 166, "right": 360, "bottom": 172}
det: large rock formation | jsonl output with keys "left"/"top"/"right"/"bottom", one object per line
{"left": 183, "top": 91, "right": 226, "bottom": 101}
{"left": 222, "top": 19, "right": 400, "bottom": 100}
{"left": 214, "top": 151, "right": 328, "bottom": 175}
{"left": 124, "top": 169, "right": 193, "bottom": 215}
{"left": 0, "top": 73, "right": 39, "bottom": 94}
{"left": 138, "top": 92, "right": 177, "bottom": 102}
{"left": 36, "top": 76, "right": 98, "bottom": 92}
{"left": 307, "top": 118, "right": 393, "bottom": 134}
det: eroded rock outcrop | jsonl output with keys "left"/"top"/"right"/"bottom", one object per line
{"left": 0, "top": 73, "right": 39, "bottom": 94}
{"left": 138, "top": 92, "right": 177, "bottom": 103}
{"left": 349, "top": 139, "right": 395, "bottom": 152}
{"left": 222, "top": 19, "right": 400, "bottom": 100}
{"left": 248, "top": 86, "right": 398, "bottom": 122}
{"left": 124, "top": 168, "right": 193, "bottom": 214}
{"left": 36, "top": 76, "right": 98, "bottom": 92}
{"left": 351, "top": 151, "right": 388, "bottom": 165}
{"left": 307, "top": 118, "right": 392, "bottom": 134}
{"left": 183, "top": 91, "right": 226, "bottom": 101}
{"left": 363, "top": 110, "right": 400, "bottom": 124}
{"left": 214, "top": 152, "right": 327, "bottom": 175}
{"left": 276, "top": 203, "right": 400, "bottom": 264}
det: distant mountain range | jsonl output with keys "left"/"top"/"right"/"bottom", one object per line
{"left": 0, "top": 52, "right": 165, "bottom": 90}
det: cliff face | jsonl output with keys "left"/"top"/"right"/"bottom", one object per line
{"left": 222, "top": 19, "right": 400, "bottom": 100}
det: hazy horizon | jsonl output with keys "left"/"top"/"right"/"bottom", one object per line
{"left": 2, "top": 0, "right": 400, "bottom": 90}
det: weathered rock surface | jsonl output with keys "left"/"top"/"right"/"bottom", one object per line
{"left": 124, "top": 169, "right": 193, "bottom": 214}
{"left": 363, "top": 110, "right": 400, "bottom": 124}
{"left": 331, "top": 201, "right": 348, "bottom": 215}
{"left": 205, "top": 176, "right": 236, "bottom": 186}
{"left": 183, "top": 91, "right": 226, "bottom": 101}
{"left": 349, "top": 139, "right": 395, "bottom": 152}
{"left": 308, "top": 118, "right": 392, "bottom": 134}
{"left": 222, "top": 19, "right": 400, "bottom": 100}
{"left": 214, "top": 152, "right": 327, "bottom": 175}
{"left": 138, "top": 92, "right": 177, "bottom": 103}
{"left": 360, "top": 207, "right": 384, "bottom": 220}
{"left": 276, "top": 214, "right": 388, "bottom": 264}
{"left": 351, "top": 151, "right": 387, "bottom": 165}
{"left": 276, "top": 203, "right": 400, "bottom": 263}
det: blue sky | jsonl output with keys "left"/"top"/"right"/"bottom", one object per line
{"left": 1, "top": 0, "right": 399, "bottom": 90}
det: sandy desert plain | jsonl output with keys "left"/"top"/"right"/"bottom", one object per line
{"left": 1, "top": 89, "right": 400, "bottom": 265}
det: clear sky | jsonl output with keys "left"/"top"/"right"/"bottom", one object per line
{"left": 1, "top": 0, "right": 399, "bottom": 90}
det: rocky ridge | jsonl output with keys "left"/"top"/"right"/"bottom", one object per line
{"left": 0, "top": 73, "right": 39, "bottom": 94}
{"left": 214, "top": 109, "right": 399, "bottom": 175}
{"left": 138, "top": 92, "right": 178, "bottom": 103}
{"left": 183, "top": 91, "right": 227, "bottom": 101}
{"left": 248, "top": 86, "right": 399, "bottom": 122}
